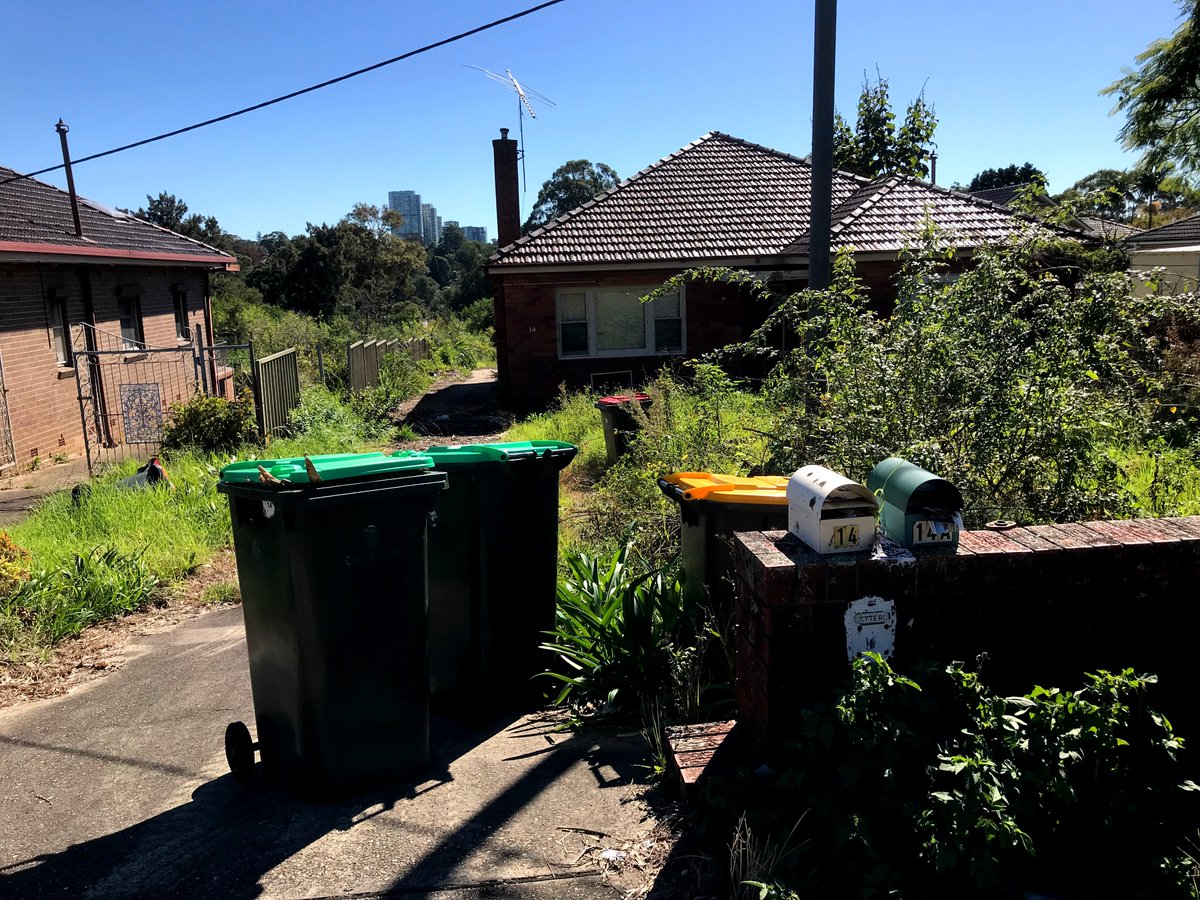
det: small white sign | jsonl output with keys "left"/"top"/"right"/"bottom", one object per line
{"left": 845, "top": 596, "right": 896, "bottom": 660}
{"left": 261, "top": 500, "right": 276, "bottom": 519}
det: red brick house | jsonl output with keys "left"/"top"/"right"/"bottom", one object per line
{"left": 0, "top": 166, "right": 237, "bottom": 471}
{"left": 487, "top": 131, "right": 1038, "bottom": 408}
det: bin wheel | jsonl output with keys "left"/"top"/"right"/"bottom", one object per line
{"left": 225, "top": 721, "right": 256, "bottom": 779}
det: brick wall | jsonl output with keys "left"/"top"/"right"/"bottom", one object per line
{"left": 492, "top": 269, "right": 758, "bottom": 409}
{"left": 733, "top": 519, "right": 1200, "bottom": 756}
{"left": 0, "top": 262, "right": 209, "bottom": 469}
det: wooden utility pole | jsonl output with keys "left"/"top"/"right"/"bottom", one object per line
{"left": 809, "top": 0, "right": 837, "bottom": 290}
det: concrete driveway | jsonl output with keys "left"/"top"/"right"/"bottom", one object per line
{"left": 0, "top": 606, "right": 660, "bottom": 898}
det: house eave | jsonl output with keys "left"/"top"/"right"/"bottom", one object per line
{"left": 486, "top": 246, "right": 951, "bottom": 277}
{"left": 0, "top": 241, "right": 239, "bottom": 271}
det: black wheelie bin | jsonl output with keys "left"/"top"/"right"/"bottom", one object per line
{"left": 218, "top": 451, "right": 447, "bottom": 799}
{"left": 416, "top": 441, "right": 577, "bottom": 712}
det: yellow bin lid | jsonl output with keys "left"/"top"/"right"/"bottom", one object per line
{"left": 660, "top": 472, "right": 789, "bottom": 504}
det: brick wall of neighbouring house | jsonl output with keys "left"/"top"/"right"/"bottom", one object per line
{"left": 492, "top": 269, "right": 762, "bottom": 409}
{"left": 0, "top": 263, "right": 209, "bottom": 469}
{"left": 733, "top": 519, "right": 1200, "bottom": 758}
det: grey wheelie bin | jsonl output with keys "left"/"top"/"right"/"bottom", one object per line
{"left": 595, "top": 393, "right": 652, "bottom": 464}
{"left": 416, "top": 441, "right": 577, "bottom": 712}
{"left": 217, "top": 451, "right": 447, "bottom": 800}
{"left": 658, "top": 472, "right": 790, "bottom": 618}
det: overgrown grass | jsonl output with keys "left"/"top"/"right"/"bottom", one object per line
{"left": 9, "top": 454, "right": 229, "bottom": 583}
{"left": 1115, "top": 442, "right": 1200, "bottom": 517}
{"left": 506, "top": 390, "right": 608, "bottom": 487}
{"left": 1, "top": 454, "right": 229, "bottom": 657}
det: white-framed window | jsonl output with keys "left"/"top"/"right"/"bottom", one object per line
{"left": 556, "top": 286, "right": 685, "bottom": 359}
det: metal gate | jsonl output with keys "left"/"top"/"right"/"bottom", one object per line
{"left": 74, "top": 340, "right": 254, "bottom": 472}
{"left": 0, "top": 350, "right": 16, "bottom": 471}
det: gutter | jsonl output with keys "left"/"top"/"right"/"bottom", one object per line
{"left": 0, "top": 241, "right": 239, "bottom": 270}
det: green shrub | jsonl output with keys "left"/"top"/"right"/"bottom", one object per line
{"left": 348, "top": 353, "right": 428, "bottom": 429}
{"left": 162, "top": 393, "right": 257, "bottom": 454}
{"left": 273, "top": 386, "right": 387, "bottom": 456}
{"left": 574, "top": 368, "right": 772, "bottom": 566}
{"left": 543, "top": 536, "right": 685, "bottom": 712}
{"left": 712, "top": 655, "right": 1199, "bottom": 899}
{"left": 2, "top": 547, "right": 159, "bottom": 651}
{"left": 673, "top": 230, "right": 1200, "bottom": 527}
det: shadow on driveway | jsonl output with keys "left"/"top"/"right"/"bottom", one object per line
{"left": 0, "top": 714, "right": 644, "bottom": 899}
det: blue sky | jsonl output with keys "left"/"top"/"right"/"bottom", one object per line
{"left": 3, "top": 1, "right": 1186, "bottom": 242}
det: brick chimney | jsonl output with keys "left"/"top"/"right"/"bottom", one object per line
{"left": 493, "top": 128, "right": 521, "bottom": 248}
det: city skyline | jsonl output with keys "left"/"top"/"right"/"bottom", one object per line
{"left": 387, "top": 188, "right": 488, "bottom": 245}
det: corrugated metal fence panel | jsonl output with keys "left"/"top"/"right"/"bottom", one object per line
{"left": 255, "top": 347, "right": 301, "bottom": 437}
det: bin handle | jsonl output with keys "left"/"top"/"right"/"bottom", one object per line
{"left": 657, "top": 477, "right": 685, "bottom": 502}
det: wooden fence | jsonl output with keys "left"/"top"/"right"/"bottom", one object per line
{"left": 347, "top": 338, "right": 431, "bottom": 392}
{"left": 255, "top": 347, "right": 301, "bottom": 437}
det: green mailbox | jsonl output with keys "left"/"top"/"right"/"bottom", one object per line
{"left": 867, "top": 457, "right": 963, "bottom": 550}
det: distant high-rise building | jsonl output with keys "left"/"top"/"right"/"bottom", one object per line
{"left": 387, "top": 190, "right": 423, "bottom": 240}
{"left": 462, "top": 226, "right": 488, "bottom": 243}
{"left": 420, "top": 203, "right": 442, "bottom": 246}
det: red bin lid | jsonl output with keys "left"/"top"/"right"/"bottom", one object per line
{"left": 596, "top": 392, "right": 652, "bottom": 407}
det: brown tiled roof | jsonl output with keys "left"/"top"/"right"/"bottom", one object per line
{"left": 0, "top": 166, "right": 234, "bottom": 266}
{"left": 492, "top": 132, "right": 1033, "bottom": 267}
{"left": 1124, "top": 212, "right": 1200, "bottom": 246}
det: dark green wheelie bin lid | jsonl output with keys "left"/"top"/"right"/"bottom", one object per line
{"left": 221, "top": 450, "right": 434, "bottom": 485}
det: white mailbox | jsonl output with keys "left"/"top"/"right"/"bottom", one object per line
{"left": 787, "top": 465, "right": 878, "bottom": 554}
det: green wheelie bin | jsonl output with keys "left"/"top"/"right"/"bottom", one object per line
{"left": 416, "top": 441, "right": 577, "bottom": 712}
{"left": 658, "top": 472, "right": 790, "bottom": 619}
{"left": 217, "top": 451, "right": 447, "bottom": 799}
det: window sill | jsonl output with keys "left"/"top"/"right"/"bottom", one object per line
{"left": 558, "top": 350, "right": 687, "bottom": 361}
{"left": 55, "top": 366, "right": 75, "bottom": 379}
{"left": 176, "top": 338, "right": 194, "bottom": 347}
{"left": 122, "top": 352, "right": 148, "bottom": 363}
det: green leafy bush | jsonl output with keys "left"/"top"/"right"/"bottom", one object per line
{"left": 162, "top": 393, "right": 257, "bottom": 454}
{"left": 682, "top": 230, "right": 1200, "bottom": 526}
{"left": 711, "top": 654, "right": 1199, "bottom": 899}
{"left": 543, "top": 536, "right": 685, "bottom": 710}
{"left": 348, "top": 353, "right": 427, "bottom": 429}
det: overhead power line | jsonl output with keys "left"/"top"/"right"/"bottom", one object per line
{"left": 1, "top": 0, "right": 568, "bottom": 187}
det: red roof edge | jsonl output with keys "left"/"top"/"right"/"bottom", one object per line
{"left": 0, "top": 240, "right": 238, "bottom": 270}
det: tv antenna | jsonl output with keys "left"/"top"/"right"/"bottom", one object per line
{"left": 468, "top": 65, "right": 555, "bottom": 189}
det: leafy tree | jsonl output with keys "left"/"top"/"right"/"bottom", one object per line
{"left": 1128, "top": 156, "right": 1198, "bottom": 227}
{"left": 133, "top": 192, "right": 224, "bottom": 247}
{"left": 1058, "top": 168, "right": 1134, "bottom": 220}
{"left": 523, "top": 160, "right": 619, "bottom": 232}
{"left": 833, "top": 74, "right": 937, "bottom": 179}
{"left": 1103, "top": 0, "right": 1200, "bottom": 175}
{"left": 966, "top": 163, "right": 1047, "bottom": 192}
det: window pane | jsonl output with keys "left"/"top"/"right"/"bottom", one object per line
{"left": 118, "top": 296, "right": 142, "bottom": 345}
{"left": 560, "top": 321, "right": 589, "bottom": 354}
{"left": 655, "top": 319, "right": 683, "bottom": 352}
{"left": 174, "top": 292, "right": 189, "bottom": 339}
{"left": 653, "top": 291, "right": 680, "bottom": 319}
{"left": 559, "top": 291, "right": 587, "bottom": 322}
{"left": 596, "top": 291, "right": 646, "bottom": 351}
